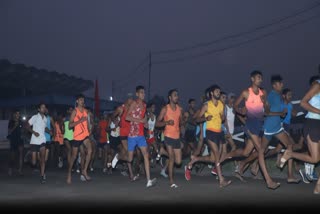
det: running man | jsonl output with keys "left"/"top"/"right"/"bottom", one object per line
{"left": 26, "top": 103, "right": 48, "bottom": 184}
{"left": 261, "top": 75, "right": 299, "bottom": 183}
{"left": 156, "top": 89, "right": 183, "bottom": 188}
{"left": 189, "top": 85, "right": 231, "bottom": 187}
{"left": 126, "top": 86, "right": 157, "bottom": 187}
{"left": 219, "top": 70, "right": 280, "bottom": 189}
{"left": 111, "top": 96, "right": 134, "bottom": 168}
{"left": 67, "top": 94, "right": 92, "bottom": 184}
{"left": 280, "top": 75, "right": 320, "bottom": 194}
{"left": 7, "top": 110, "right": 24, "bottom": 176}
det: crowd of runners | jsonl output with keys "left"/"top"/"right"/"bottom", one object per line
{"left": 6, "top": 70, "right": 320, "bottom": 194}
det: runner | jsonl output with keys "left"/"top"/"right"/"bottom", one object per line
{"left": 7, "top": 110, "right": 24, "bottom": 176}
{"left": 67, "top": 94, "right": 92, "bottom": 184}
{"left": 26, "top": 103, "right": 48, "bottom": 184}
{"left": 188, "top": 85, "right": 231, "bottom": 187}
{"left": 126, "top": 86, "right": 157, "bottom": 187}
{"left": 156, "top": 89, "right": 183, "bottom": 188}
{"left": 219, "top": 71, "right": 280, "bottom": 189}
{"left": 111, "top": 96, "right": 134, "bottom": 168}
{"left": 280, "top": 75, "right": 320, "bottom": 194}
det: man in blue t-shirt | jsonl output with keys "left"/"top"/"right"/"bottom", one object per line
{"left": 262, "top": 75, "right": 300, "bottom": 183}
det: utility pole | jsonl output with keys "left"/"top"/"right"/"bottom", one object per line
{"left": 148, "top": 51, "right": 152, "bottom": 102}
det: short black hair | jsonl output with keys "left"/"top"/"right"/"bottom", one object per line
{"left": 188, "top": 98, "right": 195, "bottom": 104}
{"left": 147, "top": 102, "right": 154, "bottom": 108}
{"left": 136, "top": 85, "right": 144, "bottom": 92}
{"left": 250, "top": 70, "right": 262, "bottom": 78}
{"left": 38, "top": 103, "right": 46, "bottom": 109}
{"left": 309, "top": 75, "right": 320, "bottom": 85}
{"left": 209, "top": 84, "right": 220, "bottom": 94}
{"left": 204, "top": 87, "right": 211, "bottom": 100}
{"left": 220, "top": 91, "right": 227, "bottom": 96}
{"left": 271, "top": 75, "right": 283, "bottom": 85}
{"left": 168, "top": 89, "right": 178, "bottom": 98}
{"left": 76, "top": 94, "right": 85, "bottom": 100}
{"left": 282, "top": 88, "right": 291, "bottom": 95}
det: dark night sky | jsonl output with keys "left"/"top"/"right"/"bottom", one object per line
{"left": 1, "top": 0, "right": 320, "bottom": 107}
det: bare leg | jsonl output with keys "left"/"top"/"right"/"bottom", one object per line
{"left": 39, "top": 146, "right": 46, "bottom": 177}
{"left": 127, "top": 151, "right": 135, "bottom": 180}
{"left": 67, "top": 146, "right": 79, "bottom": 184}
{"left": 81, "top": 139, "right": 92, "bottom": 180}
{"left": 207, "top": 140, "right": 231, "bottom": 188}
{"left": 18, "top": 145, "right": 24, "bottom": 174}
{"left": 257, "top": 135, "right": 280, "bottom": 189}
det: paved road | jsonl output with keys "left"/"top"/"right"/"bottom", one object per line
{"left": 0, "top": 162, "right": 318, "bottom": 210}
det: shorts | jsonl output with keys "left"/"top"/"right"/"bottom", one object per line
{"left": 264, "top": 127, "right": 284, "bottom": 141}
{"left": 109, "top": 136, "right": 121, "bottom": 151}
{"left": 63, "top": 138, "right": 73, "bottom": 145}
{"left": 98, "top": 142, "right": 108, "bottom": 149}
{"left": 45, "top": 141, "right": 53, "bottom": 149}
{"left": 128, "top": 136, "right": 147, "bottom": 152}
{"left": 164, "top": 137, "right": 181, "bottom": 149}
{"left": 89, "top": 135, "right": 96, "bottom": 143}
{"left": 283, "top": 123, "right": 290, "bottom": 134}
{"left": 184, "top": 129, "right": 196, "bottom": 143}
{"left": 120, "top": 136, "right": 128, "bottom": 141}
{"left": 72, "top": 137, "right": 89, "bottom": 148}
{"left": 244, "top": 119, "right": 264, "bottom": 137}
{"left": 10, "top": 139, "right": 23, "bottom": 151}
{"left": 147, "top": 137, "right": 155, "bottom": 144}
{"left": 303, "top": 118, "right": 320, "bottom": 142}
{"left": 206, "top": 130, "right": 226, "bottom": 145}
{"left": 30, "top": 143, "right": 46, "bottom": 152}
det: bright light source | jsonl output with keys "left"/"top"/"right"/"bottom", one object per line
{"left": 109, "top": 96, "right": 113, "bottom": 101}
{"left": 22, "top": 116, "right": 26, "bottom": 121}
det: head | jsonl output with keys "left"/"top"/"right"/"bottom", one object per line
{"left": 204, "top": 87, "right": 211, "bottom": 102}
{"left": 209, "top": 84, "right": 221, "bottom": 100}
{"left": 227, "top": 93, "right": 236, "bottom": 104}
{"left": 135, "top": 85, "right": 145, "bottom": 101}
{"left": 188, "top": 98, "right": 196, "bottom": 109}
{"left": 282, "top": 88, "right": 292, "bottom": 102}
{"left": 76, "top": 94, "right": 85, "bottom": 107}
{"left": 67, "top": 106, "right": 73, "bottom": 115}
{"left": 168, "top": 89, "right": 179, "bottom": 104}
{"left": 271, "top": 75, "right": 284, "bottom": 92}
{"left": 102, "top": 112, "right": 109, "bottom": 120}
{"left": 147, "top": 102, "right": 155, "bottom": 113}
{"left": 12, "top": 109, "right": 20, "bottom": 121}
{"left": 220, "top": 91, "right": 227, "bottom": 104}
{"left": 309, "top": 75, "right": 320, "bottom": 86}
{"left": 250, "top": 70, "right": 263, "bottom": 87}
{"left": 38, "top": 103, "right": 46, "bottom": 115}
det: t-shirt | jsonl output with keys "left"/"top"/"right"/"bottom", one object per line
{"left": 281, "top": 102, "right": 293, "bottom": 125}
{"left": 28, "top": 113, "right": 47, "bottom": 145}
{"left": 8, "top": 120, "right": 23, "bottom": 143}
{"left": 98, "top": 120, "right": 108, "bottom": 143}
{"left": 264, "top": 90, "right": 284, "bottom": 133}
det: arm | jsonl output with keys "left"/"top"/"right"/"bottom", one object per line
{"left": 180, "top": 107, "right": 185, "bottom": 129}
{"left": 155, "top": 106, "right": 170, "bottom": 127}
{"left": 8, "top": 120, "right": 18, "bottom": 135}
{"left": 125, "top": 101, "right": 144, "bottom": 123}
{"left": 50, "top": 117, "right": 55, "bottom": 137}
{"left": 112, "top": 106, "right": 123, "bottom": 120}
{"left": 291, "top": 106, "right": 298, "bottom": 117}
{"left": 234, "top": 90, "right": 247, "bottom": 116}
{"left": 300, "top": 83, "right": 320, "bottom": 114}
{"left": 69, "top": 110, "right": 87, "bottom": 129}
{"left": 263, "top": 91, "right": 287, "bottom": 117}
{"left": 196, "top": 104, "right": 208, "bottom": 123}
{"left": 26, "top": 116, "right": 39, "bottom": 137}
{"left": 193, "top": 109, "right": 206, "bottom": 123}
